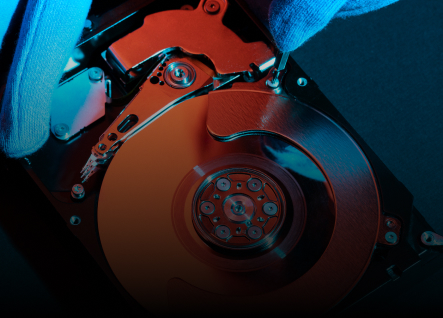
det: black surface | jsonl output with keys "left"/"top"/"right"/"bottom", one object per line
{"left": 290, "top": 0, "right": 443, "bottom": 312}
{"left": 1, "top": 0, "right": 443, "bottom": 315}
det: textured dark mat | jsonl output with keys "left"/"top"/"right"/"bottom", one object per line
{"left": 292, "top": 0, "right": 443, "bottom": 233}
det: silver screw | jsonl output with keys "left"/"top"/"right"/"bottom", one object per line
{"left": 53, "top": 123, "right": 70, "bottom": 140}
{"left": 385, "top": 231, "right": 398, "bottom": 244}
{"left": 200, "top": 201, "right": 215, "bottom": 215}
{"left": 215, "top": 225, "right": 230, "bottom": 239}
{"left": 71, "top": 184, "right": 85, "bottom": 200}
{"left": 70, "top": 215, "right": 81, "bottom": 225}
{"left": 88, "top": 67, "right": 103, "bottom": 82}
{"left": 216, "top": 178, "right": 231, "bottom": 191}
{"left": 263, "top": 202, "right": 278, "bottom": 216}
{"left": 247, "top": 226, "right": 262, "bottom": 240}
{"left": 164, "top": 62, "right": 196, "bottom": 88}
{"left": 297, "top": 77, "right": 308, "bottom": 87}
{"left": 247, "top": 178, "right": 262, "bottom": 192}
{"left": 266, "top": 78, "right": 279, "bottom": 89}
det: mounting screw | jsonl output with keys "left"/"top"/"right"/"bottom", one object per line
{"left": 70, "top": 215, "right": 81, "bottom": 225}
{"left": 200, "top": 201, "right": 215, "bottom": 215}
{"left": 71, "top": 184, "right": 85, "bottom": 200}
{"left": 385, "top": 231, "right": 398, "bottom": 244}
{"left": 266, "top": 78, "right": 280, "bottom": 89}
{"left": 247, "top": 178, "right": 262, "bottom": 192}
{"left": 215, "top": 225, "right": 230, "bottom": 239}
{"left": 88, "top": 67, "right": 103, "bottom": 82}
{"left": 216, "top": 178, "right": 231, "bottom": 191}
{"left": 263, "top": 202, "right": 278, "bottom": 216}
{"left": 247, "top": 226, "right": 262, "bottom": 240}
{"left": 297, "top": 77, "right": 308, "bottom": 87}
{"left": 164, "top": 62, "right": 196, "bottom": 89}
{"left": 204, "top": 0, "right": 220, "bottom": 14}
{"left": 53, "top": 123, "right": 70, "bottom": 140}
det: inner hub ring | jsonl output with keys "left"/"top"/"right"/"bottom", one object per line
{"left": 192, "top": 167, "right": 286, "bottom": 251}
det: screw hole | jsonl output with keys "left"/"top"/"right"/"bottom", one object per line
{"left": 150, "top": 76, "right": 160, "bottom": 84}
{"left": 107, "top": 133, "right": 117, "bottom": 141}
{"left": 214, "top": 194, "right": 220, "bottom": 199}
{"left": 213, "top": 217, "right": 220, "bottom": 222}
{"left": 236, "top": 227, "right": 241, "bottom": 234}
{"left": 257, "top": 195, "right": 265, "bottom": 201}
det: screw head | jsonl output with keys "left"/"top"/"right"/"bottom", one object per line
{"left": 204, "top": 0, "right": 220, "bottom": 14}
{"left": 164, "top": 62, "right": 196, "bottom": 88}
{"left": 53, "top": 123, "right": 70, "bottom": 140}
{"left": 266, "top": 78, "right": 279, "bottom": 89}
{"left": 247, "top": 226, "right": 262, "bottom": 240}
{"left": 200, "top": 201, "right": 215, "bottom": 215}
{"left": 385, "top": 231, "right": 398, "bottom": 244}
{"left": 232, "top": 201, "right": 246, "bottom": 215}
{"left": 71, "top": 184, "right": 85, "bottom": 200}
{"left": 247, "top": 178, "right": 262, "bottom": 192}
{"left": 263, "top": 202, "right": 278, "bottom": 216}
{"left": 297, "top": 77, "right": 308, "bottom": 87}
{"left": 215, "top": 225, "right": 230, "bottom": 239}
{"left": 70, "top": 215, "right": 81, "bottom": 225}
{"left": 88, "top": 67, "right": 103, "bottom": 82}
{"left": 216, "top": 178, "right": 231, "bottom": 191}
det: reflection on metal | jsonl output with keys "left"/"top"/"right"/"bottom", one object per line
{"left": 63, "top": 57, "right": 80, "bottom": 72}
{"left": 51, "top": 68, "right": 106, "bottom": 141}
{"left": 259, "top": 57, "right": 276, "bottom": 71}
{"left": 264, "top": 144, "right": 326, "bottom": 182}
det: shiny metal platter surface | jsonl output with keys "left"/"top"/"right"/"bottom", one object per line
{"left": 98, "top": 90, "right": 380, "bottom": 315}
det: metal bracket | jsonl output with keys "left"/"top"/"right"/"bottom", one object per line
{"left": 51, "top": 67, "right": 106, "bottom": 141}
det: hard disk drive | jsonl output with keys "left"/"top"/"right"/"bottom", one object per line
{"left": 7, "top": 0, "right": 443, "bottom": 315}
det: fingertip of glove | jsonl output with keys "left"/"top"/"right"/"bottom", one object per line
{"left": 268, "top": 0, "right": 347, "bottom": 52}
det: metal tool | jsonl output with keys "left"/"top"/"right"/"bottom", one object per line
{"left": 266, "top": 51, "right": 290, "bottom": 88}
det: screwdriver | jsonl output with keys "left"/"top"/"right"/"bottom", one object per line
{"left": 267, "top": 51, "right": 290, "bottom": 88}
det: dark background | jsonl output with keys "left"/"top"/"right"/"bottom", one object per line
{"left": 0, "top": 0, "right": 442, "bottom": 315}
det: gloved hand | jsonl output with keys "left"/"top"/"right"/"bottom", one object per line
{"left": 0, "top": 0, "right": 92, "bottom": 158}
{"left": 244, "top": 0, "right": 399, "bottom": 52}
{"left": 0, "top": 0, "right": 398, "bottom": 158}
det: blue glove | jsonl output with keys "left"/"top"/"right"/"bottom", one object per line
{"left": 245, "top": 0, "right": 399, "bottom": 52}
{"left": 0, "top": 0, "right": 397, "bottom": 158}
{"left": 0, "top": 0, "right": 92, "bottom": 158}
